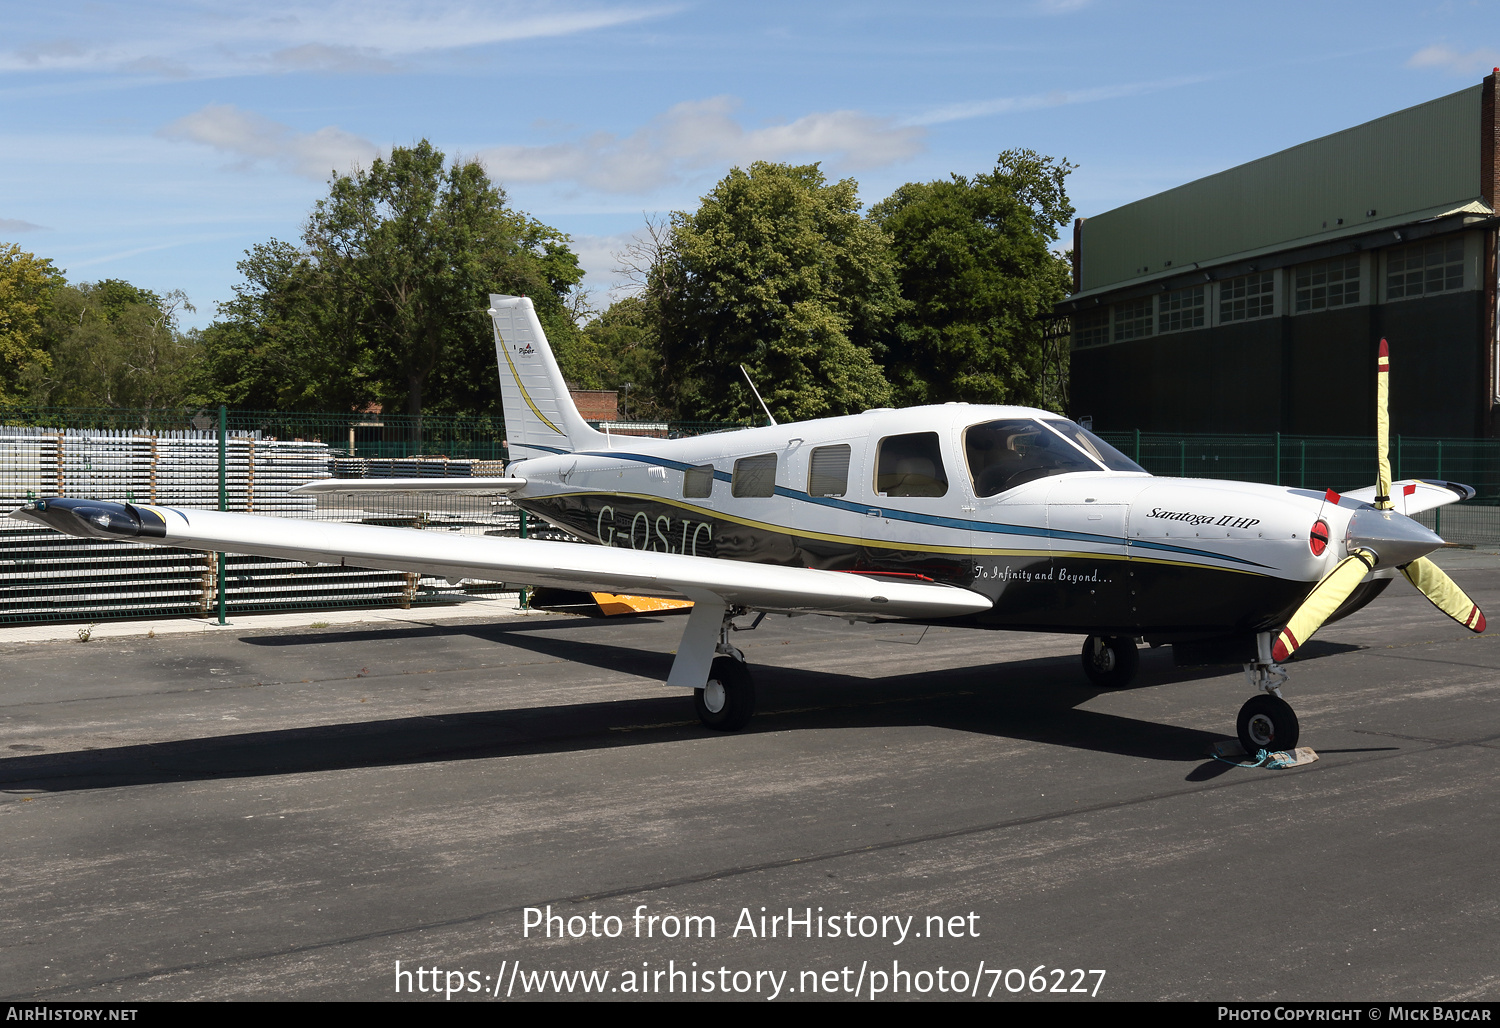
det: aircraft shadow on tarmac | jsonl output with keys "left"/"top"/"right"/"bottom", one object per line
{"left": 0, "top": 625, "right": 1368, "bottom": 794}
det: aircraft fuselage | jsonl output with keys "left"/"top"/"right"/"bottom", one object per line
{"left": 506, "top": 404, "right": 1360, "bottom": 641}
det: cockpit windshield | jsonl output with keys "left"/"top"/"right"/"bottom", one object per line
{"left": 1040, "top": 420, "right": 1146, "bottom": 474}
{"left": 964, "top": 418, "right": 1143, "bottom": 497}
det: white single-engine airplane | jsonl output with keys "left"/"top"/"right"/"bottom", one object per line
{"left": 14, "top": 297, "right": 1486, "bottom": 754}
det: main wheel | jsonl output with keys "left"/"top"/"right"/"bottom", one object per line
{"left": 1080, "top": 635, "right": 1139, "bottom": 688}
{"left": 694, "top": 656, "right": 756, "bottom": 732}
{"left": 1236, "top": 694, "right": 1299, "bottom": 755}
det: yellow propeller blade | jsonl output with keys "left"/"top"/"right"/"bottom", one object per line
{"left": 1271, "top": 548, "right": 1376, "bottom": 662}
{"left": 1375, "top": 338, "right": 1392, "bottom": 510}
{"left": 1400, "top": 557, "right": 1487, "bottom": 633}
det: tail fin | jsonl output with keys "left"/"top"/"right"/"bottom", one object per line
{"left": 488, "top": 294, "right": 604, "bottom": 458}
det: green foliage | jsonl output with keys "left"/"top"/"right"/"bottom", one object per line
{"left": 570, "top": 295, "right": 670, "bottom": 420}
{"left": 201, "top": 140, "right": 584, "bottom": 418}
{"left": 194, "top": 240, "right": 371, "bottom": 411}
{"left": 27, "top": 280, "right": 200, "bottom": 410}
{"left": 0, "top": 244, "right": 64, "bottom": 402}
{"left": 654, "top": 162, "right": 898, "bottom": 422}
{"left": 870, "top": 149, "right": 1075, "bottom": 410}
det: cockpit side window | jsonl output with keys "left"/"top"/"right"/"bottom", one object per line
{"left": 875, "top": 432, "right": 947, "bottom": 497}
{"left": 964, "top": 419, "right": 1100, "bottom": 497}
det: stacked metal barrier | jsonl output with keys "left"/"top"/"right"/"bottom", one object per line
{"left": 0, "top": 428, "right": 496, "bottom": 624}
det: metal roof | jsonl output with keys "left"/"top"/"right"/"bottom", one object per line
{"left": 1077, "top": 85, "right": 1485, "bottom": 294}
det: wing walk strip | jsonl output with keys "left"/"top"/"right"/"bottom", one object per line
{"left": 15, "top": 733, "right": 1490, "bottom": 1002}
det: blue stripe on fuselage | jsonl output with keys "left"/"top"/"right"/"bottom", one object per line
{"left": 552, "top": 449, "right": 1272, "bottom": 569}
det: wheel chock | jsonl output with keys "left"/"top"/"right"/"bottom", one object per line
{"left": 1209, "top": 740, "right": 1320, "bottom": 769}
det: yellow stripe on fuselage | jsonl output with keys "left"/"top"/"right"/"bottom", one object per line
{"left": 525, "top": 490, "right": 1271, "bottom": 576}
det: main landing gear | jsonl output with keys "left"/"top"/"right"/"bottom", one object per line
{"left": 695, "top": 655, "right": 755, "bottom": 731}
{"left": 668, "top": 603, "right": 760, "bottom": 732}
{"left": 1237, "top": 632, "right": 1299, "bottom": 754}
{"left": 1080, "top": 634, "right": 1139, "bottom": 689}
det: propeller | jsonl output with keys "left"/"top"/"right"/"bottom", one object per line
{"left": 1270, "top": 339, "right": 1486, "bottom": 663}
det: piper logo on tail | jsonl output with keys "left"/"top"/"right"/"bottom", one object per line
{"left": 517, "top": 343, "right": 536, "bottom": 356}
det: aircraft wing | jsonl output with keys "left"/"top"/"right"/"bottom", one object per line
{"left": 1343, "top": 479, "right": 1475, "bottom": 516}
{"left": 10, "top": 500, "right": 991, "bottom": 621}
{"left": 291, "top": 477, "right": 526, "bottom": 496}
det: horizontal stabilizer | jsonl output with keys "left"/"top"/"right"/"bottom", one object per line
{"left": 1342, "top": 479, "right": 1474, "bottom": 517}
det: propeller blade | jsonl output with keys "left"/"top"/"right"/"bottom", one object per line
{"left": 1271, "top": 548, "right": 1376, "bottom": 662}
{"left": 1375, "top": 338, "right": 1392, "bottom": 510}
{"left": 1400, "top": 557, "right": 1487, "bottom": 632}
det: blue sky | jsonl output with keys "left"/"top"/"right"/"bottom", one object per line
{"left": 3, "top": 1, "right": 1497, "bottom": 329}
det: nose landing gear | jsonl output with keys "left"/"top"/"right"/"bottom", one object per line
{"left": 1237, "top": 631, "right": 1299, "bottom": 753}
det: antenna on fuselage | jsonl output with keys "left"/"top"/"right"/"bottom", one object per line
{"left": 739, "top": 365, "right": 778, "bottom": 426}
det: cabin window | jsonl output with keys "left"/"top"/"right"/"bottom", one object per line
{"left": 964, "top": 419, "right": 1100, "bottom": 497}
{"left": 731, "top": 453, "right": 777, "bottom": 497}
{"left": 875, "top": 433, "right": 947, "bottom": 497}
{"left": 807, "top": 444, "right": 851, "bottom": 497}
{"left": 682, "top": 464, "right": 714, "bottom": 499}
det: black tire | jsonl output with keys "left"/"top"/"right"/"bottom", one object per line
{"left": 1080, "top": 635, "right": 1139, "bottom": 688}
{"left": 1236, "top": 694, "right": 1300, "bottom": 755}
{"left": 694, "top": 656, "right": 756, "bottom": 732}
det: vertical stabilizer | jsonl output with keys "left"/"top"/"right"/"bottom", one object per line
{"left": 488, "top": 294, "right": 604, "bottom": 457}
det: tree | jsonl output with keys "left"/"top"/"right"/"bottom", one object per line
{"left": 0, "top": 243, "right": 63, "bottom": 402}
{"left": 302, "top": 141, "right": 581, "bottom": 417}
{"left": 654, "top": 162, "right": 898, "bottom": 422}
{"left": 29, "top": 279, "right": 200, "bottom": 411}
{"left": 200, "top": 141, "right": 584, "bottom": 418}
{"left": 870, "top": 149, "right": 1075, "bottom": 410}
{"left": 193, "top": 240, "right": 371, "bottom": 411}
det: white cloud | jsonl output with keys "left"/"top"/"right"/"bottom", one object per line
{"left": 0, "top": 1, "right": 675, "bottom": 77}
{"left": 913, "top": 76, "right": 1209, "bottom": 126}
{"left": 480, "top": 97, "right": 926, "bottom": 193}
{"left": 0, "top": 218, "right": 48, "bottom": 233}
{"left": 158, "top": 105, "right": 380, "bottom": 180}
{"left": 1406, "top": 44, "right": 1500, "bottom": 77}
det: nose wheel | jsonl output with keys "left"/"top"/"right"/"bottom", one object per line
{"left": 1236, "top": 693, "right": 1299, "bottom": 754}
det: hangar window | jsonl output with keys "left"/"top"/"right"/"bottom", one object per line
{"left": 1219, "top": 272, "right": 1276, "bottom": 321}
{"left": 731, "top": 453, "right": 777, "bottom": 497}
{"left": 1072, "top": 308, "right": 1109, "bottom": 348}
{"left": 807, "top": 444, "right": 851, "bottom": 497}
{"left": 1295, "top": 256, "right": 1361, "bottom": 312}
{"left": 1386, "top": 238, "right": 1465, "bottom": 299}
{"left": 875, "top": 433, "right": 947, "bottom": 497}
{"left": 1158, "top": 285, "right": 1205, "bottom": 333}
{"left": 1113, "top": 297, "right": 1153, "bottom": 341}
{"left": 683, "top": 464, "right": 714, "bottom": 498}
{"left": 964, "top": 419, "right": 1103, "bottom": 497}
